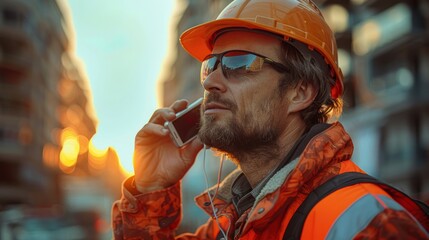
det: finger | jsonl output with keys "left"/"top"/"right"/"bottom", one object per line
{"left": 148, "top": 99, "right": 189, "bottom": 124}
{"left": 170, "top": 99, "right": 189, "bottom": 113}
{"left": 136, "top": 122, "right": 169, "bottom": 139}
{"left": 149, "top": 108, "right": 176, "bottom": 123}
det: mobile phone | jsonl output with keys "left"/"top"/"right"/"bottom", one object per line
{"left": 164, "top": 98, "right": 203, "bottom": 147}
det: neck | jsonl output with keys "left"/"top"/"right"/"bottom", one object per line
{"left": 236, "top": 116, "right": 307, "bottom": 187}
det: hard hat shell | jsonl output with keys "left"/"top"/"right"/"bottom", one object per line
{"left": 180, "top": 0, "right": 343, "bottom": 98}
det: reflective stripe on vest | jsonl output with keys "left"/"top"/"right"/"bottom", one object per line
{"left": 326, "top": 194, "right": 403, "bottom": 239}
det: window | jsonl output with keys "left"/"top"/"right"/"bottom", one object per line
{"left": 2, "top": 7, "right": 27, "bottom": 26}
{"left": 380, "top": 114, "right": 416, "bottom": 177}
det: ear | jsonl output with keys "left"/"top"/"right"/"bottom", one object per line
{"left": 286, "top": 81, "right": 317, "bottom": 114}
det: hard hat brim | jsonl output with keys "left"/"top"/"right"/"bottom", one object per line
{"left": 180, "top": 18, "right": 281, "bottom": 62}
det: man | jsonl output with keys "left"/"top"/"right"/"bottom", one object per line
{"left": 112, "top": 0, "right": 429, "bottom": 239}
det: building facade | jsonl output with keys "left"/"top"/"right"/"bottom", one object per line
{"left": 0, "top": 1, "right": 125, "bottom": 239}
{"left": 320, "top": 0, "right": 429, "bottom": 202}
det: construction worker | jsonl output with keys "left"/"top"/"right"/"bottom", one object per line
{"left": 112, "top": 0, "right": 429, "bottom": 239}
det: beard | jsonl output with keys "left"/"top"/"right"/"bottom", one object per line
{"left": 198, "top": 93, "right": 281, "bottom": 161}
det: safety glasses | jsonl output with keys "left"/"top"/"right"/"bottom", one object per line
{"left": 200, "top": 50, "right": 289, "bottom": 83}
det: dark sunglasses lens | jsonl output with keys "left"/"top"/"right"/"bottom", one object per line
{"left": 222, "top": 52, "right": 262, "bottom": 78}
{"left": 200, "top": 51, "right": 266, "bottom": 82}
{"left": 201, "top": 56, "right": 218, "bottom": 82}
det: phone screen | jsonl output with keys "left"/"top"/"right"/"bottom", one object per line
{"left": 173, "top": 105, "right": 201, "bottom": 143}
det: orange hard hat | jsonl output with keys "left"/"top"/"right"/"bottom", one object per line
{"left": 180, "top": 0, "right": 343, "bottom": 98}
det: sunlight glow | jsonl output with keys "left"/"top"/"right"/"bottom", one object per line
{"left": 59, "top": 131, "right": 80, "bottom": 174}
{"left": 67, "top": 1, "right": 176, "bottom": 175}
{"left": 62, "top": 138, "right": 80, "bottom": 163}
{"left": 119, "top": 162, "right": 133, "bottom": 177}
{"left": 88, "top": 138, "right": 108, "bottom": 173}
{"left": 60, "top": 127, "right": 77, "bottom": 144}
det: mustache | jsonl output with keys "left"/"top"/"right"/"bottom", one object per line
{"left": 204, "top": 93, "right": 237, "bottom": 111}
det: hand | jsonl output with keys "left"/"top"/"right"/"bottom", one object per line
{"left": 133, "top": 99, "right": 203, "bottom": 193}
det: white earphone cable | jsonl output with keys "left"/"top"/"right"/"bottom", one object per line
{"left": 202, "top": 145, "right": 228, "bottom": 240}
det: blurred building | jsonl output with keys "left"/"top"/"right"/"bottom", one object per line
{"left": 159, "top": 0, "right": 429, "bottom": 233}
{"left": 317, "top": 0, "right": 429, "bottom": 202}
{"left": 159, "top": 0, "right": 232, "bottom": 107}
{"left": 0, "top": 0, "right": 126, "bottom": 239}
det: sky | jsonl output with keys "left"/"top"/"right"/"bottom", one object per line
{"left": 66, "top": 1, "right": 176, "bottom": 174}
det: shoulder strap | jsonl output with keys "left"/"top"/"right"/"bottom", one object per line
{"left": 283, "top": 172, "right": 429, "bottom": 240}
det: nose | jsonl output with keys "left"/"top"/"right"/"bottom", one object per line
{"left": 201, "top": 66, "right": 227, "bottom": 93}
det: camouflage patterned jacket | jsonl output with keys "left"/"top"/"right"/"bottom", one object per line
{"left": 112, "top": 122, "right": 429, "bottom": 239}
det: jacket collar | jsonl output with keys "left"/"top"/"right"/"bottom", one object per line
{"left": 195, "top": 122, "right": 354, "bottom": 219}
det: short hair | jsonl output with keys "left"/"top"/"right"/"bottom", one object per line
{"left": 277, "top": 41, "right": 343, "bottom": 128}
